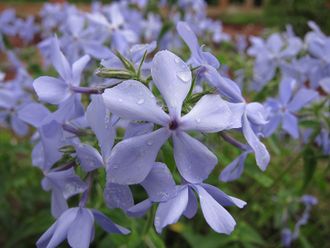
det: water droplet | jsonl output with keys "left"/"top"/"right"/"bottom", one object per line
{"left": 174, "top": 57, "right": 180, "bottom": 63}
{"left": 118, "top": 98, "right": 123, "bottom": 102}
{"left": 112, "top": 164, "right": 119, "bottom": 169}
{"left": 147, "top": 140, "right": 153, "bottom": 146}
{"left": 176, "top": 71, "right": 191, "bottom": 83}
{"left": 137, "top": 98, "right": 145, "bottom": 105}
{"left": 195, "top": 118, "right": 201, "bottom": 123}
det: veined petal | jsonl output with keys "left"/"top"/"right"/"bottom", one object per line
{"left": 282, "top": 112, "right": 299, "bottom": 139}
{"left": 180, "top": 94, "right": 232, "bottom": 132}
{"left": 33, "top": 76, "right": 70, "bottom": 104}
{"left": 46, "top": 208, "right": 78, "bottom": 248}
{"left": 151, "top": 50, "right": 192, "bottom": 119}
{"left": 74, "top": 143, "right": 103, "bottom": 172}
{"left": 154, "top": 186, "right": 189, "bottom": 233}
{"left": 104, "top": 183, "right": 134, "bottom": 210}
{"left": 183, "top": 187, "right": 198, "bottom": 219}
{"left": 72, "top": 54, "right": 90, "bottom": 86}
{"left": 92, "top": 209, "right": 130, "bottom": 234}
{"left": 106, "top": 128, "right": 170, "bottom": 184}
{"left": 67, "top": 208, "right": 94, "bottom": 248}
{"left": 102, "top": 80, "right": 169, "bottom": 126}
{"left": 201, "top": 183, "right": 246, "bottom": 208}
{"left": 287, "top": 88, "right": 318, "bottom": 112}
{"left": 172, "top": 131, "right": 217, "bottom": 183}
{"left": 219, "top": 151, "right": 249, "bottom": 182}
{"left": 51, "top": 36, "right": 72, "bottom": 81}
{"left": 242, "top": 113, "right": 270, "bottom": 171}
{"left": 127, "top": 199, "right": 152, "bottom": 217}
{"left": 17, "top": 103, "right": 50, "bottom": 128}
{"left": 141, "top": 162, "right": 176, "bottom": 202}
{"left": 176, "top": 22, "right": 200, "bottom": 60}
{"left": 86, "top": 95, "right": 115, "bottom": 160}
{"left": 194, "top": 185, "right": 236, "bottom": 234}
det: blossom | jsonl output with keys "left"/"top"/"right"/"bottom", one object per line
{"left": 36, "top": 207, "right": 130, "bottom": 248}
{"left": 102, "top": 50, "right": 232, "bottom": 184}
{"left": 263, "top": 77, "right": 318, "bottom": 138}
{"left": 247, "top": 33, "right": 303, "bottom": 90}
{"left": 154, "top": 182, "right": 246, "bottom": 234}
{"left": 41, "top": 167, "right": 87, "bottom": 217}
{"left": 33, "top": 36, "right": 90, "bottom": 104}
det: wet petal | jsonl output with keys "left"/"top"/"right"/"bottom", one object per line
{"left": 86, "top": 95, "right": 115, "bottom": 160}
{"left": 104, "top": 183, "right": 134, "bottom": 210}
{"left": 181, "top": 94, "right": 232, "bottom": 132}
{"left": 106, "top": 128, "right": 170, "bottom": 184}
{"left": 172, "top": 131, "right": 217, "bottom": 183}
{"left": 141, "top": 162, "right": 176, "bottom": 202}
{"left": 151, "top": 50, "right": 192, "bottom": 119}
{"left": 102, "top": 80, "right": 169, "bottom": 126}
{"left": 154, "top": 186, "right": 189, "bottom": 233}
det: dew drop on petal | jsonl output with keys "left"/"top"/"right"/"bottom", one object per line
{"left": 176, "top": 71, "right": 191, "bottom": 83}
{"left": 174, "top": 57, "right": 180, "bottom": 64}
{"left": 136, "top": 98, "right": 145, "bottom": 105}
{"left": 195, "top": 118, "right": 201, "bottom": 123}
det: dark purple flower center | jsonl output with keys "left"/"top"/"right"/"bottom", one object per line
{"left": 169, "top": 119, "right": 179, "bottom": 130}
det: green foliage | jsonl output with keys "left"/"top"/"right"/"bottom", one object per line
{"left": 264, "top": 0, "right": 330, "bottom": 35}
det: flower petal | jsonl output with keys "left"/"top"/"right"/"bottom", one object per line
{"left": 194, "top": 185, "right": 236, "bottom": 234}
{"left": 242, "top": 113, "right": 270, "bottom": 171}
{"left": 102, "top": 80, "right": 169, "bottom": 125}
{"left": 173, "top": 131, "right": 217, "bottom": 183}
{"left": 127, "top": 199, "right": 152, "bottom": 217}
{"left": 141, "top": 162, "right": 176, "bottom": 202}
{"left": 282, "top": 112, "right": 299, "bottom": 139}
{"left": 104, "top": 183, "right": 134, "bottom": 210}
{"left": 92, "top": 209, "right": 130, "bottom": 234}
{"left": 106, "top": 128, "right": 170, "bottom": 184}
{"left": 154, "top": 186, "right": 189, "bottom": 233}
{"left": 33, "top": 76, "right": 70, "bottom": 104}
{"left": 51, "top": 36, "right": 72, "bottom": 81}
{"left": 219, "top": 151, "right": 249, "bottom": 182}
{"left": 72, "top": 54, "right": 90, "bottom": 86}
{"left": 180, "top": 94, "right": 232, "bottom": 132}
{"left": 17, "top": 103, "right": 50, "bottom": 128}
{"left": 287, "top": 88, "right": 318, "bottom": 112}
{"left": 86, "top": 95, "right": 115, "bottom": 160}
{"left": 201, "top": 184, "right": 246, "bottom": 208}
{"left": 67, "top": 208, "right": 94, "bottom": 248}
{"left": 151, "top": 50, "right": 192, "bottom": 119}
{"left": 46, "top": 208, "right": 78, "bottom": 248}
{"left": 183, "top": 187, "right": 198, "bottom": 219}
{"left": 74, "top": 143, "right": 104, "bottom": 172}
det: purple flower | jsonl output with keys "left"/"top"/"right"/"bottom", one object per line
{"left": 105, "top": 162, "right": 176, "bottom": 212}
{"left": 36, "top": 207, "right": 130, "bottom": 248}
{"left": 60, "top": 14, "right": 111, "bottom": 62}
{"left": 154, "top": 182, "right": 246, "bottom": 234}
{"left": 87, "top": 4, "right": 138, "bottom": 53}
{"left": 102, "top": 50, "right": 232, "bottom": 184}
{"left": 247, "top": 33, "right": 303, "bottom": 90}
{"left": 263, "top": 77, "right": 318, "bottom": 138}
{"left": 41, "top": 167, "right": 88, "bottom": 217}
{"left": 33, "top": 36, "right": 91, "bottom": 104}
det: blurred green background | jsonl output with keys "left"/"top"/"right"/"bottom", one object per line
{"left": 1, "top": 0, "right": 330, "bottom": 247}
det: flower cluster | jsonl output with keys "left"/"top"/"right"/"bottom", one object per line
{"left": 0, "top": 1, "right": 328, "bottom": 247}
